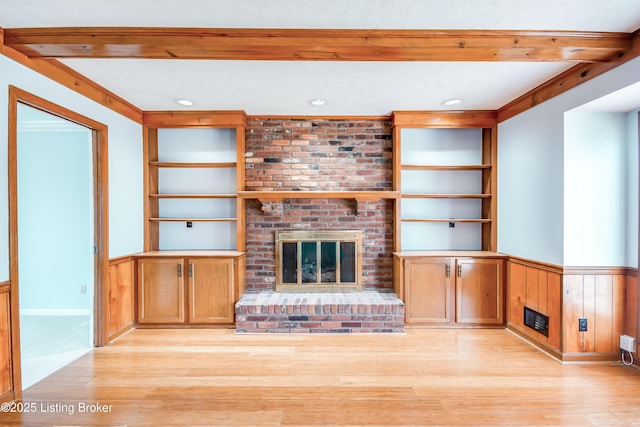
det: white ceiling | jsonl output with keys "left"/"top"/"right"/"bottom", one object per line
{"left": 2, "top": 0, "right": 640, "bottom": 115}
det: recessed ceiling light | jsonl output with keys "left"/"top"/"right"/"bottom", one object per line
{"left": 309, "top": 98, "right": 327, "bottom": 106}
{"left": 176, "top": 99, "right": 194, "bottom": 106}
{"left": 442, "top": 98, "right": 463, "bottom": 107}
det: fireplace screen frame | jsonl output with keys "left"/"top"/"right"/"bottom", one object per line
{"left": 275, "top": 230, "right": 363, "bottom": 292}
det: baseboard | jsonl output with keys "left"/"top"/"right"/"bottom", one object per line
{"left": 506, "top": 325, "right": 562, "bottom": 362}
{"left": 108, "top": 321, "right": 136, "bottom": 344}
{"left": 561, "top": 352, "right": 620, "bottom": 363}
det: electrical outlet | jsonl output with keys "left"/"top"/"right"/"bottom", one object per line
{"left": 578, "top": 318, "right": 588, "bottom": 332}
{"left": 620, "top": 335, "right": 636, "bottom": 353}
{"left": 80, "top": 284, "right": 87, "bottom": 295}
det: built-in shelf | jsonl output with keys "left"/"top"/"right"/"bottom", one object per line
{"left": 150, "top": 194, "right": 237, "bottom": 199}
{"left": 238, "top": 190, "right": 400, "bottom": 200}
{"left": 401, "top": 218, "right": 492, "bottom": 223}
{"left": 150, "top": 162, "right": 236, "bottom": 168}
{"left": 401, "top": 164, "right": 491, "bottom": 171}
{"left": 149, "top": 217, "right": 237, "bottom": 222}
{"left": 401, "top": 193, "right": 491, "bottom": 199}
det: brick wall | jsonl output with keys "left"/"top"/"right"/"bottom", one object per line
{"left": 244, "top": 118, "right": 394, "bottom": 291}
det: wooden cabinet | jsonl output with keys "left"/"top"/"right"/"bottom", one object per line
{"left": 138, "top": 253, "right": 240, "bottom": 325}
{"left": 401, "top": 254, "right": 504, "bottom": 326}
{"left": 188, "top": 258, "right": 234, "bottom": 323}
{"left": 405, "top": 258, "right": 453, "bottom": 324}
{"left": 138, "top": 258, "right": 185, "bottom": 324}
{"left": 455, "top": 258, "right": 503, "bottom": 325}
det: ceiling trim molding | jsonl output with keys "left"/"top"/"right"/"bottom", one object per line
{"left": 1, "top": 27, "right": 143, "bottom": 123}
{"left": 498, "top": 29, "right": 640, "bottom": 122}
{"left": 3, "top": 27, "right": 632, "bottom": 62}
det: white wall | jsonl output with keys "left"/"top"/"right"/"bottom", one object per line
{"left": 563, "top": 112, "right": 627, "bottom": 266}
{"left": 498, "top": 56, "right": 640, "bottom": 265}
{"left": 626, "top": 110, "right": 639, "bottom": 268}
{"left": 0, "top": 54, "right": 143, "bottom": 281}
{"left": 17, "top": 119, "right": 94, "bottom": 310}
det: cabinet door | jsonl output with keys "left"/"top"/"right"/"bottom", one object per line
{"left": 456, "top": 259, "right": 503, "bottom": 325}
{"left": 138, "top": 258, "right": 185, "bottom": 324}
{"left": 404, "top": 258, "right": 453, "bottom": 324}
{"left": 188, "top": 258, "right": 234, "bottom": 324}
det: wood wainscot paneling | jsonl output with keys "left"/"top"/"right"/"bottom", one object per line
{"left": 0, "top": 282, "right": 14, "bottom": 403}
{"left": 625, "top": 268, "right": 638, "bottom": 367}
{"left": 626, "top": 269, "right": 638, "bottom": 340}
{"left": 108, "top": 257, "right": 136, "bottom": 342}
{"left": 563, "top": 267, "right": 627, "bottom": 362}
{"left": 506, "top": 257, "right": 562, "bottom": 359}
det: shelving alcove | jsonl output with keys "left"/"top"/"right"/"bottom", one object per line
{"left": 139, "top": 111, "right": 247, "bottom": 326}
{"left": 391, "top": 111, "right": 505, "bottom": 327}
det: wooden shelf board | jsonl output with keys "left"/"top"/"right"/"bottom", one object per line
{"left": 149, "top": 218, "right": 238, "bottom": 222}
{"left": 150, "top": 194, "right": 237, "bottom": 199}
{"left": 238, "top": 190, "right": 400, "bottom": 200}
{"left": 401, "top": 193, "right": 491, "bottom": 199}
{"left": 401, "top": 164, "right": 491, "bottom": 171}
{"left": 401, "top": 218, "right": 492, "bottom": 223}
{"left": 149, "top": 162, "right": 236, "bottom": 168}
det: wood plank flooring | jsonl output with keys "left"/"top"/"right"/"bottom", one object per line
{"left": 2, "top": 328, "right": 640, "bottom": 426}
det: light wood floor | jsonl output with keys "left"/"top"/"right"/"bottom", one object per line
{"left": 3, "top": 328, "right": 640, "bottom": 426}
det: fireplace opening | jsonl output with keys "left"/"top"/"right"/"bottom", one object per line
{"left": 276, "top": 230, "right": 362, "bottom": 292}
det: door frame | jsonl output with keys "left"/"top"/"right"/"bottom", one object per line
{"left": 8, "top": 85, "right": 109, "bottom": 397}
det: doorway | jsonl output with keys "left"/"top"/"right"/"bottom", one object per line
{"left": 17, "top": 104, "right": 95, "bottom": 389}
{"left": 8, "top": 86, "right": 109, "bottom": 395}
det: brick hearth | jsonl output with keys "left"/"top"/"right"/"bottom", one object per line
{"left": 235, "top": 291, "right": 405, "bottom": 333}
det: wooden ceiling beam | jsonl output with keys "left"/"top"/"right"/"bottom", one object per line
{"left": 3, "top": 27, "right": 632, "bottom": 62}
{"left": 498, "top": 29, "right": 640, "bottom": 122}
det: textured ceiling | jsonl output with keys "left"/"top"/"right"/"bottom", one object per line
{"left": 2, "top": 0, "right": 640, "bottom": 115}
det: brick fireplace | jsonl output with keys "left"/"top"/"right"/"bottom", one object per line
{"left": 235, "top": 117, "right": 404, "bottom": 332}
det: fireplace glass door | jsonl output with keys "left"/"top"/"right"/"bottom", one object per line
{"left": 276, "top": 230, "right": 362, "bottom": 292}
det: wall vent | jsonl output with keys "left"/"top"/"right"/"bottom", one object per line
{"left": 524, "top": 306, "right": 549, "bottom": 337}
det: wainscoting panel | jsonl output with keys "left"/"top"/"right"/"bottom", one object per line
{"left": 563, "top": 269, "right": 626, "bottom": 358}
{"left": 108, "top": 258, "right": 136, "bottom": 341}
{"left": 627, "top": 272, "right": 638, "bottom": 341}
{"left": 507, "top": 258, "right": 562, "bottom": 354}
{"left": 0, "top": 282, "right": 13, "bottom": 400}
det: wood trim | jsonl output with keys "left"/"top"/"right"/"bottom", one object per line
{"left": 561, "top": 352, "right": 621, "bottom": 363}
{"left": 0, "top": 282, "right": 9, "bottom": 293}
{"left": 108, "top": 255, "right": 136, "bottom": 265}
{"left": 506, "top": 326, "right": 562, "bottom": 362}
{"left": 563, "top": 266, "right": 632, "bottom": 275}
{"left": 4, "top": 28, "right": 631, "bottom": 62}
{"left": 8, "top": 87, "right": 110, "bottom": 400}
{"left": 392, "top": 111, "right": 497, "bottom": 128}
{"left": 8, "top": 87, "right": 22, "bottom": 399}
{"left": 142, "top": 111, "right": 247, "bottom": 128}
{"left": 498, "top": 29, "right": 640, "bottom": 122}
{"left": 1, "top": 31, "right": 142, "bottom": 123}
{"left": 250, "top": 115, "right": 391, "bottom": 121}
{"left": 507, "top": 255, "right": 564, "bottom": 274}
